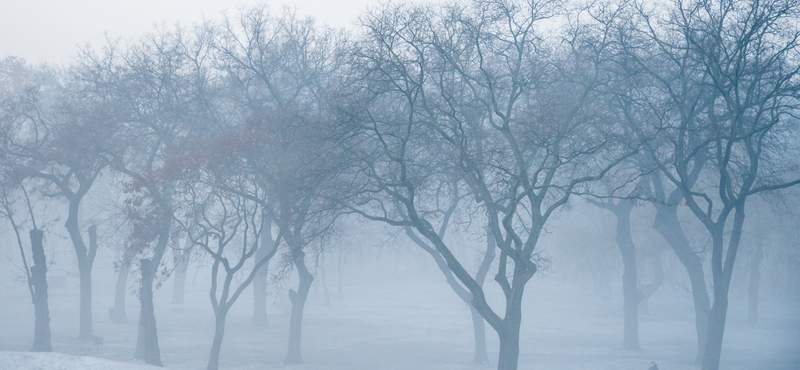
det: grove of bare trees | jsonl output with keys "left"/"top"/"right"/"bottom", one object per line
{"left": 1, "top": 1, "right": 799, "bottom": 370}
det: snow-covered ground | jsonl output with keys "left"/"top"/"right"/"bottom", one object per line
{"left": 0, "top": 351, "right": 160, "bottom": 370}
{"left": 1, "top": 255, "right": 798, "bottom": 370}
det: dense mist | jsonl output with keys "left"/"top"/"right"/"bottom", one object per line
{"left": 1, "top": 1, "right": 799, "bottom": 370}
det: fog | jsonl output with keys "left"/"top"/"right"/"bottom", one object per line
{"left": 1, "top": 1, "right": 800, "bottom": 370}
{"left": 2, "top": 201, "right": 798, "bottom": 369}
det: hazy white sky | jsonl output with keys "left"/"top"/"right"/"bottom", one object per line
{"left": 0, "top": 0, "right": 378, "bottom": 64}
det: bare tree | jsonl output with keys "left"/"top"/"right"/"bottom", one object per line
{"left": 338, "top": 2, "right": 636, "bottom": 369}
{"left": 619, "top": 1, "right": 800, "bottom": 369}
{"left": 0, "top": 54, "right": 123, "bottom": 340}
{"left": 213, "top": 7, "right": 342, "bottom": 363}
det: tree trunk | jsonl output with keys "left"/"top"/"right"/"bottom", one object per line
{"left": 653, "top": 204, "right": 710, "bottom": 363}
{"left": 639, "top": 253, "right": 664, "bottom": 315}
{"left": 320, "top": 253, "right": 330, "bottom": 306}
{"left": 78, "top": 260, "right": 93, "bottom": 340}
{"left": 470, "top": 307, "right": 488, "bottom": 364}
{"left": 64, "top": 199, "right": 97, "bottom": 341}
{"left": 171, "top": 246, "right": 191, "bottom": 304}
{"left": 702, "top": 282, "right": 731, "bottom": 370}
{"left": 337, "top": 251, "right": 343, "bottom": 300}
{"left": 110, "top": 247, "right": 134, "bottom": 324}
{"left": 253, "top": 216, "right": 275, "bottom": 325}
{"left": 747, "top": 244, "right": 763, "bottom": 322}
{"left": 612, "top": 201, "right": 643, "bottom": 351}
{"left": 207, "top": 308, "right": 228, "bottom": 370}
{"left": 497, "top": 286, "right": 525, "bottom": 370}
{"left": 135, "top": 259, "right": 162, "bottom": 366}
{"left": 29, "top": 229, "right": 52, "bottom": 352}
{"left": 252, "top": 263, "right": 269, "bottom": 326}
{"left": 134, "top": 213, "right": 170, "bottom": 364}
{"left": 284, "top": 251, "right": 313, "bottom": 364}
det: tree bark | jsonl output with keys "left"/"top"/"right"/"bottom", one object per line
{"left": 135, "top": 258, "right": 162, "bottom": 366}
{"left": 639, "top": 253, "right": 664, "bottom": 315}
{"left": 611, "top": 200, "right": 643, "bottom": 351}
{"left": 253, "top": 216, "right": 275, "bottom": 326}
{"left": 497, "top": 278, "right": 528, "bottom": 370}
{"left": 134, "top": 211, "right": 170, "bottom": 363}
{"left": 284, "top": 251, "right": 313, "bottom": 364}
{"left": 171, "top": 243, "right": 191, "bottom": 304}
{"left": 337, "top": 251, "right": 343, "bottom": 300}
{"left": 110, "top": 246, "right": 134, "bottom": 324}
{"left": 653, "top": 203, "right": 710, "bottom": 363}
{"left": 252, "top": 262, "right": 269, "bottom": 326}
{"left": 63, "top": 194, "right": 97, "bottom": 341}
{"left": 747, "top": 244, "right": 763, "bottom": 322}
{"left": 319, "top": 253, "right": 330, "bottom": 306}
{"left": 29, "top": 229, "right": 52, "bottom": 352}
{"left": 207, "top": 308, "right": 228, "bottom": 370}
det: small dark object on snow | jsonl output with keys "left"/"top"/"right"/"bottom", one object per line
{"left": 649, "top": 360, "right": 659, "bottom": 370}
{"left": 93, "top": 336, "right": 104, "bottom": 353}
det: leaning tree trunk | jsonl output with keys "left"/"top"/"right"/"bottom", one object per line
{"left": 405, "top": 225, "right": 495, "bottom": 364}
{"left": 30, "top": 229, "right": 52, "bottom": 352}
{"left": 747, "top": 244, "right": 763, "bottom": 322}
{"left": 653, "top": 204, "right": 710, "bottom": 363}
{"left": 110, "top": 246, "right": 134, "bottom": 324}
{"left": 284, "top": 251, "right": 314, "bottom": 365}
{"left": 135, "top": 259, "right": 162, "bottom": 366}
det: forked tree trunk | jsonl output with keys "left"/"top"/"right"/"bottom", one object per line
{"left": 653, "top": 204, "right": 710, "bottom": 363}
{"left": 135, "top": 259, "right": 162, "bottom": 366}
{"left": 747, "top": 244, "right": 763, "bottom": 322}
{"left": 30, "top": 229, "right": 51, "bottom": 352}
{"left": 284, "top": 251, "right": 313, "bottom": 364}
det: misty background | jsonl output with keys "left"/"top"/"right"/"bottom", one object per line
{"left": 1, "top": 1, "right": 799, "bottom": 370}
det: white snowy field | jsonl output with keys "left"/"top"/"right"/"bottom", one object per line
{"left": 1, "top": 257, "right": 798, "bottom": 370}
